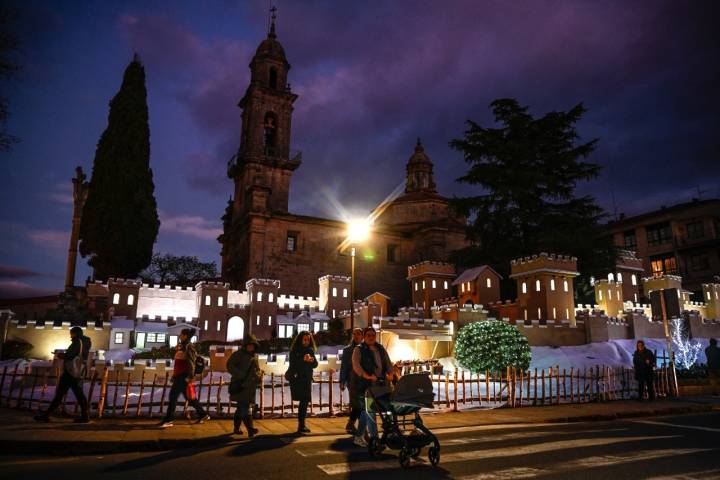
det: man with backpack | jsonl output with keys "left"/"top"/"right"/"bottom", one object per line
{"left": 158, "top": 328, "right": 210, "bottom": 427}
{"left": 34, "top": 326, "right": 91, "bottom": 423}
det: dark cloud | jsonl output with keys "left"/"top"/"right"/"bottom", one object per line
{"left": 0, "top": 265, "right": 43, "bottom": 279}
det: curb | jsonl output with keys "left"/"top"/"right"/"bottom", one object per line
{"left": 1, "top": 404, "right": 713, "bottom": 455}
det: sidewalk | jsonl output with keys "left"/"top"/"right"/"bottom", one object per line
{"left": 1, "top": 398, "right": 717, "bottom": 455}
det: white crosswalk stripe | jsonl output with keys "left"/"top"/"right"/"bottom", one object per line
{"left": 456, "top": 448, "right": 714, "bottom": 480}
{"left": 295, "top": 427, "right": 627, "bottom": 457}
{"left": 316, "top": 435, "right": 679, "bottom": 475}
{"left": 632, "top": 420, "right": 720, "bottom": 433}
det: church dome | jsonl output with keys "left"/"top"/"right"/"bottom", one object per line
{"left": 407, "top": 138, "right": 432, "bottom": 165}
{"left": 254, "top": 36, "right": 288, "bottom": 64}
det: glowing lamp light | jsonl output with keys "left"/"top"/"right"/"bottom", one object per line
{"left": 346, "top": 218, "right": 370, "bottom": 244}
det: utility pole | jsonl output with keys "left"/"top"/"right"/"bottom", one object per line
{"left": 659, "top": 291, "right": 679, "bottom": 396}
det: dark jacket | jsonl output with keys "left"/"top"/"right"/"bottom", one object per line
{"left": 352, "top": 342, "right": 392, "bottom": 393}
{"left": 706, "top": 344, "right": 720, "bottom": 369}
{"left": 227, "top": 347, "right": 261, "bottom": 404}
{"left": 288, "top": 346, "right": 317, "bottom": 402}
{"left": 58, "top": 335, "right": 91, "bottom": 376}
{"left": 633, "top": 348, "right": 656, "bottom": 380}
{"left": 339, "top": 341, "right": 359, "bottom": 387}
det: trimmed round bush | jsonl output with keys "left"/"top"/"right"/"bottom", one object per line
{"left": 454, "top": 320, "right": 531, "bottom": 373}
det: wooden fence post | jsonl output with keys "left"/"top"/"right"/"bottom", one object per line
{"left": 159, "top": 374, "right": 169, "bottom": 416}
{"left": 461, "top": 370, "right": 466, "bottom": 405}
{"left": 122, "top": 372, "right": 132, "bottom": 416}
{"left": 533, "top": 368, "right": 538, "bottom": 406}
{"left": 328, "top": 370, "right": 334, "bottom": 416}
{"left": 28, "top": 370, "right": 40, "bottom": 411}
{"left": 97, "top": 368, "right": 109, "bottom": 419}
{"left": 86, "top": 369, "right": 98, "bottom": 415}
{"left": 485, "top": 370, "right": 490, "bottom": 405}
{"left": 7, "top": 365, "right": 19, "bottom": 408}
{"left": 270, "top": 373, "right": 275, "bottom": 416}
{"left": 216, "top": 377, "right": 224, "bottom": 416}
{"left": 0, "top": 366, "right": 7, "bottom": 407}
{"left": 136, "top": 370, "right": 146, "bottom": 417}
{"left": 453, "top": 368, "right": 458, "bottom": 411}
{"left": 258, "top": 372, "right": 265, "bottom": 419}
{"left": 205, "top": 372, "right": 213, "bottom": 414}
{"left": 17, "top": 366, "right": 29, "bottom": 409}
{"left": 445, "top": 372, "right": 450, "bottom": 408}
{"left": 148, "top": 374, "right": 157, "bottom": 417}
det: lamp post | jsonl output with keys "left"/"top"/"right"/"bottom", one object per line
{"left": 346, "top": 218, "right": 370, "bottom": 330}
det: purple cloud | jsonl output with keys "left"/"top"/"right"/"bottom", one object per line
{"left": 0, "top": 265, "right": 43, "bottom": 279}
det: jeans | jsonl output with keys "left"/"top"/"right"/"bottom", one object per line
{"left": 638, "top": 377, "right": 655, "bottom": 400}
{"left": 298, "top": 400, "right": 309, "bottom": 429}
{"left": 162, "top": 376, "right": 207, "bottom": 421}
{"left": 47, "top": 371, "right": 88, "bottom": 417}
{"left": 234, "top": 401, "right": 251, "bottom": 430}
{"left": 355, "top": 395, "right": 378, "bottom": 438}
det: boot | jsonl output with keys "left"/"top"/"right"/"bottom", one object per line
{"left": 243, "top": 415, "right": 258, "bottom": 438}
{"left": 345, "top": 418, "right": 356, "bottom": 434}
{"left": 233, "top": 416, "right": 243, "bottom": 435}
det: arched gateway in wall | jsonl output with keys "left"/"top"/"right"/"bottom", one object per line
{"left": 227, "top": 316, "right": 245, "bottom": 342}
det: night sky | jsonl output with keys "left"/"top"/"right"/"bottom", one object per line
{"left": 1, "top": 0, "right": 719, "bottom": 298}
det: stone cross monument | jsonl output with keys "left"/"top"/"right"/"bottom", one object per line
{"left": 64, "top": 166, "right": 90, "bottom": 291}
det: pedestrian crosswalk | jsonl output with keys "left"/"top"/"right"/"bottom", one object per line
{"left": 315, "top": 435, "right": 680, "bottom": 475}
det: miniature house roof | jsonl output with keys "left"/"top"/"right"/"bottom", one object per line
{"left": 110, "top": 317, "right": 134, "bottom": 330}
{"left": 365, "top": 292, "right": 391, "bottom": 300}
{"left": 135, "top": 321, "right": 169, "bottom": 333}
{"left": 452, "top": 265, "right": 502, "bottom": 286}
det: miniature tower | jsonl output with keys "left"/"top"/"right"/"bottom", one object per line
{"left": 407, "top": 261, "right": 456, "bottom": 317}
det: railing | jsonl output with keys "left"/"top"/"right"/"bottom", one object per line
{"left": 0, "top": 361, "right": 676, "bottom": 419}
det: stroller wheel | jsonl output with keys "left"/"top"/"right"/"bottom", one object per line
{"left": 399, "top": 447, "right": 411, "bottom": 469}
{"left": 428, "top": 446, "right": 440, "bottom": 467}
{"left": 409, "top": 447, "right": 421, "bottom": 459}
{"left": 368, "top": 437, "right": 384, "bottom": 459}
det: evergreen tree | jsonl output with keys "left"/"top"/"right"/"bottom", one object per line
{"left": 79, "top": 55, "right": 159, "bottom": 280}
{"left": 450, "top": 99, "right": 616, "bottom": 301}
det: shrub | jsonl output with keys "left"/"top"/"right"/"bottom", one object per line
{"left": 454, "top": 320, "right": 531, "bottom": 373}
{"left": 1, "top": 340, "right": 34, "bottom": 359}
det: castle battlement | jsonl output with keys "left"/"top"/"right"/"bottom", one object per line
{"left": 318, "top": 275, "right": 351, "bottom": 283}
{"left": 373, "top": 316, "right": 449, "bottom": 329}
{"left": 245, "top": 278, "right": 281, "bottom": 289}
{"left": 510, "top": 252, "right": 578, "bottom": 277}
{"left": 107, "top": 278, "right": 143, "bottom": 286}
{"left": 407, "top": 261, "right": 455, "bottom": 279}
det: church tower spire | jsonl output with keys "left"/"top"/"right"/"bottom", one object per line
{"left": 405, "top": 138, "right": 436, "bottom": 194}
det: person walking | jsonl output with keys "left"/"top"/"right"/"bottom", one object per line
{"left": 705, "top": 338, "right": 720, "bottom": 395}
{"left": 158, "top": 328, "right": 210, "bottom": 427}
{"left": 340, "top": 328, "right": 364, "bottom": 434}
{"left": 227, "top": 334, "right": 261, "bottom": 437}
{"left": 34, "top": 326, "right": 91, "bottom": 423}
{"left": 351, "top": 326, "right": 394, "bottom": 447}
{"left": 286, "top": 330, "right": 317, "bottom": 434}
{"left": 633, "top": 340, "right": 656, "bottom": 402}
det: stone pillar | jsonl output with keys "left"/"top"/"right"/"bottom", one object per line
{"left": 64, "top": 166, "right": 89, "bottom": 291}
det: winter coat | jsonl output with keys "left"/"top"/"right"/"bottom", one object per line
{"left": 633, "top": 349, "right": 655, "bottom": 380}
{"left": 58, "top": 335, "right": 91, "bottom": 377}
{"left": 351, "top": 342, "right": 392, "bottom": 393}
{"left": 172, "top": 341, "right": 198, "bottom": 381}
{"left": 227, "top": 348, "right": 261, "bottom": 404}
{"left": 705, "top": 344, "right": 720, "bottom": 370}
{"left": 288, "top": 346, "right": 317, "bottom": 402}
{"left": 339, "top": 342, "right": 359, "bottom": 387}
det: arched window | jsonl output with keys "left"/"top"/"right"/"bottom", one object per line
{"left": 608, "top": 273, "right": 614, "bottom": 282}
{"left": 617, "top": 273, "right": 623, "bottom": 283}
{"left": 550, "top": 279, "right": 555, "bottom": 291}
{"left": 563, "top": 280, "right": 569, "bottom": 292}
{"left": 461, "top": 283, "right": 465, "bottom": 293}
{"left": 444, "top": 281, "right": 448, "bottom": 289}
{"left": 535, "top": 279, "right": 541, "bottom": 291}
{"left": 537, "top": 307, "right": 542, "bottom": 319}
{"left": 432, "top": 280, "right": 436, "bottom": 289}
{"left": 217, "top": 296, "right": 224, "bottom": 307}
{"left": 486, "top": 278, "right": 492, "bottom": 288}
{"left": 257, "top": 291, "right": 263, "bottom": 302}
{"left": 631, "top": 274, "right": 637, "bottom": 286}
{"left": 522, "top": 282, "right": 527, "bottom": 294}
{"left": 599, "top": 290, "right": 603, "bottom": 300}
{"left": 227, "top": 316, "right": 244, "bottom": 342}
{"left": 414, "top": 282, "right": 418, "bottom": 291}
{"left": 342, "top": 288, "right": 348, "bottom": 298}
{"left": 205, "top": 295, "right": 211, "bottom": 306}
{"left": 112, "top": 293, "right": 120, "bottom": 305}
{"left": 422, "top": 280, "right": 426, "bottom": 289}
{"left": 263, "top": 112, "right": 277, "bottom": 151}
{"left": 127, "top": 294, "right": 134, "bottom": 305}
{"left": 332, "top": 287, "right": 337, "bottom": 297}
{"left": 269, "top": 67, "right": 278, "bottom": 89}
{"left": 268, "top": 292, "right": 274, "bottom": 303}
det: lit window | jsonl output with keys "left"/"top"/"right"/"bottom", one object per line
{"left": 114, "top": 332, "right": 124, "bottom": 344}
{"left": 112, "top": 293, "right": 120, "bottom": 305}
{"left": 634, "top": 293, "right": 638, "bottom": 303}
{"left": 522, "top": 282, "right": 527, "bottom": 294}
{"left": 204, "top": 320, "right": 208, "bottom": 330}
{"left": 323, "top": 322, "right": 328, "bottom": 330}
{"left": 297, "top": 323, "right": 310, "bottom": 332}
{"left": 268, "top": 293, "right": 274, "bottom": 303}
{"left": 268, "top": 316, "right": 272, "bottom": 326}
{"left": 169, "top": 335, "right": 178, "bottom": 347}
{"left": 631, "top": 274, "right": 637, "bottom": 286}
{"left": 205, "top": 295, "right": 211, "bottom": 306}
{"left": 524, "top": 309, "right": 528, "bottom": 321}
{"left": 147, "top": 333, "right": 157, "bottom": 343}
{"left": 127, "top": 294, "right": 134, "bottom": 306}
{"left": 257, "top": 292, "right": 263, "bottom": 302}
{"left": 332, "top": 287, "right": 337, "bottom": 297}
{"left": 486, "top": 278, "right": 492, "bottom": 288}
{"left": 256, "top": 315, "right": 260, "bottom": 325}
{"left": 716, "top": 291, "right": 719, "bottom": 300}
{"left": 537, "top": 307, "right": 541, "bottom": 319}
{"left": 217, "top": 320, "right": 221, "bottom": 331}
{"left": 157, "top": 333, "right": 166, "bottom": 343}
{"left": 461, "top": 283, "right": 465, "bottom": 293}
{"left": 343, "top": 288, "right": 348, "bottom": 298}
{"left": 617, "top": 273, "right": 623, "bottom": 283}
{"left": 218, "top": 296, "right": 224, "bottom": 307}
{"left": 607, "top": 290, "right": 611, "bottom": 301}
{"left": 550, "top": 279, "right": 555, "bottom": 291}
{"left": 432, "top": 280, "right": 436, "bottom": 289}
{"left": 535, "top": 280, "right": 541, "bottom": 292}
{"left": 332, "top": 309, "right": 336, "bottom": 318}
{"left": 467, "top": 282, "right": 471, "bottom": 291}
{"left": 599, "top": 290, "right": 603, "bottom": 301}
{"left": 552, "top": 307, "right": 556, "bottom": 319}
{"left": 444, "top": 281, "right": 448, "bottom": 289}
{"left": 565, "top": 308, "right": 569, "bottom": 320}
{"left": 563, "top": 280, "right": 569, "bottom": 292}
{"left": 422, "top": 280, "right": 426, "bottom": 289}
{"left": 314, "top": 321, "right": 321, "bottom": 332}
{"left": 415, "top": 282, "right": 418, "bottom": 291}
{"left": 608, "top": 273, "right": 614, "bottom": 282}
{"left": 286, "top": 232, "right": 297, "bottom": 252}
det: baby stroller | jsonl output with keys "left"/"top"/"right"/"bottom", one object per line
{"left": 366, "top": 372, "right": 440, "bottom": 468}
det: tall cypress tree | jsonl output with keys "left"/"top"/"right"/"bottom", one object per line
{"left": 79, "top": 55, "right": 159, "bottom": 280}
{"left": 450, "top": 99, "right": 616, "bottom": 301}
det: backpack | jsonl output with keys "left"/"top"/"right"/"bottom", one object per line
{"left": 194, "top": 355, "right": 207, "bottom": 376}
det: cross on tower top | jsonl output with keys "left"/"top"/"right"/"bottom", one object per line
{"left": 268, "top": 5, "right": 277, "bottom": 38}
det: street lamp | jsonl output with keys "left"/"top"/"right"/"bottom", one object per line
{"left": 346, "top": 218, "right": 371, "bottom": 329}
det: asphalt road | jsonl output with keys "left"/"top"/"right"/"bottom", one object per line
{"left": 2, "top": 412, "right": 719, "bottom": 480}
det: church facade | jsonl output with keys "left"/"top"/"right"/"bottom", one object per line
{"left": 219, "top": 20, "right": 468, "bottom": 310}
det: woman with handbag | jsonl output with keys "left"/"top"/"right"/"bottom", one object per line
{"left": 227, "top": 334, "right": 261, "bottom": 437}
{"left": 287, "top": 330, "right": 317, "bottom": 434}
